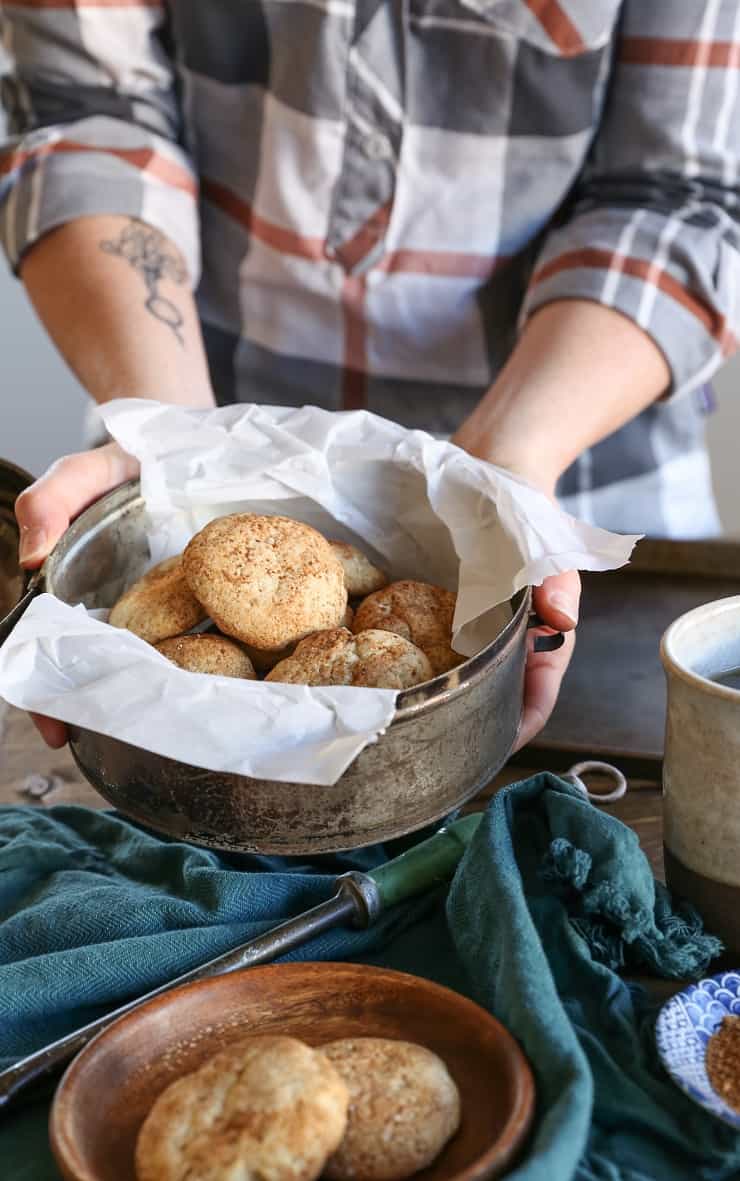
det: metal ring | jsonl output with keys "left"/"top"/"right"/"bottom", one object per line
{"left": 562, "top": 760, "right": 628, "bottom": 804}
{"left": 533, "top": 632, "right": 565, "bottom": 653}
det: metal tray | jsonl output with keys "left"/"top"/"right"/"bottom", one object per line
{"left": 527, "top": 538, "right": 740, "bottom": 774}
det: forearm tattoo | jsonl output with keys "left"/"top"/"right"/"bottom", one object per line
{"left": 100, "top": 220, "right": 187, "bottom": 345}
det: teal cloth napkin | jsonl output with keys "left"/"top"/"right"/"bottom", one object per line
{"left": 1, "top": 774, "right": 738, "bottom": 1180}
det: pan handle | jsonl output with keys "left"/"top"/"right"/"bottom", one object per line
{"left": 0, "top": 569, "right": 43, "bottom": 648}
{"left": 562, "top": 760, "right": 628, "bottom": 804}
{"left": 527, "top": 612, "right": 565, "bottom": 654}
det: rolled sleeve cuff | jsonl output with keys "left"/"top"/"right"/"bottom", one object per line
{"left": 0, "top": 128, "right": 200, "bottom": 284}
{"left": 522, "top": 210, "right": 738, "bottom": 400}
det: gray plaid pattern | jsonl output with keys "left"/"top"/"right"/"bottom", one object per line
{"left": 1, "top": 0, "right": 739, "bottom": 536}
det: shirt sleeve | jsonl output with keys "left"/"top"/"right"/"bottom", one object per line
{"left": 0, "top": 2, "right": 200, "bottom": 282}
{"left": 522, "top": 0, "right": 740, "bottom": 399}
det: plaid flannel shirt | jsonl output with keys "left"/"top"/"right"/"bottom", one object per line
{"left": 1, "top": 1, "right": 739, "bottom": 536}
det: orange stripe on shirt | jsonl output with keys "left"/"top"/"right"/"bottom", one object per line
{"left": 201, "top": 178, "right": 325, "bottom": 263}
{"left": 620, "top": 37, "right": 740, "bottom": 68}
{"left": 524, "top": 0, "right": 585, "bottom": 56}
{"left": 379, "top": 249, "right": 504, "bottom": 280}
{"left": 0, "top": 140, "right": 196, "bottom": 196}
{"left": 532, "top": 248, "right": 737, "bottom": 354}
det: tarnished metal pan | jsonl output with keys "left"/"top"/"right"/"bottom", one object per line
{"left": 1, "top": 479, "right": 537, "bottom": 854}
{"left": 0, "top": 459, "right": 37, "bottom": 646}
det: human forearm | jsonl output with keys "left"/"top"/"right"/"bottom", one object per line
{"left": 453, "top": 297, "right": 665, "bottom": 752}
{"left": 20, "top": 216, "right": 214, "bottom": 409}
{"left": 453, "top": 300, "right": 670, "bottom": 493}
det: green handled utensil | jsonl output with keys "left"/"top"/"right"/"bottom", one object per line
{"left": 0, "top": 812, "right": 483, "bottom": 1112}
{"left": 370, "top": 813, "right": 482, "bottom": 908}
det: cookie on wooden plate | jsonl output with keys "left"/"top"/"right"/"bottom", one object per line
{"left": 321, "top": 1037, "right": 461, "bottom": 1181}
{"left": 135, "top": 1035, "right": 349, "bottom": 1181}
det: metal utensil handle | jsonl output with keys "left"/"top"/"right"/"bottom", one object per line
{"left": 0, "top": 569, "right": 43, "bottom": 647}
{"left": 369, "top": 813, "right": 482, "bottom": 909}
{"left": 0, "top": 884, "right": 362, "bottom": 1112}
{"left": 0, "top": 812, "right": 485, "bottom": 1113}
{"left": 528, "top": 612, "right": 566, "bottom": 653}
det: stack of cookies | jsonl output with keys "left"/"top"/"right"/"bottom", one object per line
{"left": 135, "top": 1033, "right": 461, "bottom": 1181}
{"left": 108, "top": 513, "right": 464, "bottom": 691}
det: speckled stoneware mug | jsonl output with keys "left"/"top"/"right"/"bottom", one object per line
{"left": 661, "top": 596, "right": 740, "bottom": 955}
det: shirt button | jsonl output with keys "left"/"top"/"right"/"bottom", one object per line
{"left": 364, "top": 132, "right": 392, "bottom": 161}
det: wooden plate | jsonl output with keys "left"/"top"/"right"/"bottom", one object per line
{"left": 50, "top": 962, "right": 535, "bottom": 1181}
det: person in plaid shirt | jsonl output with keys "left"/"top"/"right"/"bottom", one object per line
{"left": 2, "top": 1, "right": 738, "bottom": 748}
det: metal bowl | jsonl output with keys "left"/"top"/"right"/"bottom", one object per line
{"left": 0, "top": 458, "right": 36, "bottom": 644}
{"left": 36, "top": 482, "right": 530, "bottom": 854}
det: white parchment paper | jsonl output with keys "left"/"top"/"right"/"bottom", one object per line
{"left": 0, "top": 401, "right": 639, "bottom": 784}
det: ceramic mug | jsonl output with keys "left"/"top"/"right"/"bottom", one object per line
{"left": 661, "top": 595, "right": 740, "bottom": 955}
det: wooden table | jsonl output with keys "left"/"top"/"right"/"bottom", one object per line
{"left": 0, "top": 702, "right": 665, "bottom": 880}
{"left": 0, "top": 703, "right": 107, "bottom": 810}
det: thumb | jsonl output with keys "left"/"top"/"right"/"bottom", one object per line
{"left": 532, "top": 569, "right": 581, "bottom": 632}
{"left": 15, "top": 442, "right": 139, "bottom": 568}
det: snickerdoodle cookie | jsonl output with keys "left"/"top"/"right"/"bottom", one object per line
{"left": 154, "top": 634, "right": 256, "bottom": 679}
{"left": 321, "top": 1038, "right": 461, "bottom": 1181}
{"left": 264, "top": 627, "right": 433, "bottom": 690}
{"left": 109, "top": 555, "right": 206, "bottom": 644}
{"left": 135, "top": 1035, "right": 349, "bottom": 1181}
{"left": 183, "top": 514, "right": 347, "bottom": 651}
{"left": 242, "top": 606, "right": 354, "bottom": 674}
{"left": 329, "top": 541, "right": 387, "bottom": 598}
{"left": 352, "top": 580, "right": 462, "bottom": 676}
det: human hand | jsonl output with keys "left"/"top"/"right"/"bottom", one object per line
{"left": 449, "top": 296, "right": 673, "bottom": 751}
{"left": 514, "top": 569, "right": 579, "bottom": 752}
{"left": 15, "top": 440, "right": 140, "bottom": 749}
{"left": 450, "top": 407, "right": 579, "bottom": 751}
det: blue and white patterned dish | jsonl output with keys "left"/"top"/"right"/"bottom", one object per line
{"left": 655, "top": 971, "right": 740, "bottom": 1128}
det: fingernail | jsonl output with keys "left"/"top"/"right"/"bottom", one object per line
{"left": 18, "top": 525, "right": 47, "bottom": 566}
{"left": 546, "top": 590, "right": 579, "bottom": 627}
